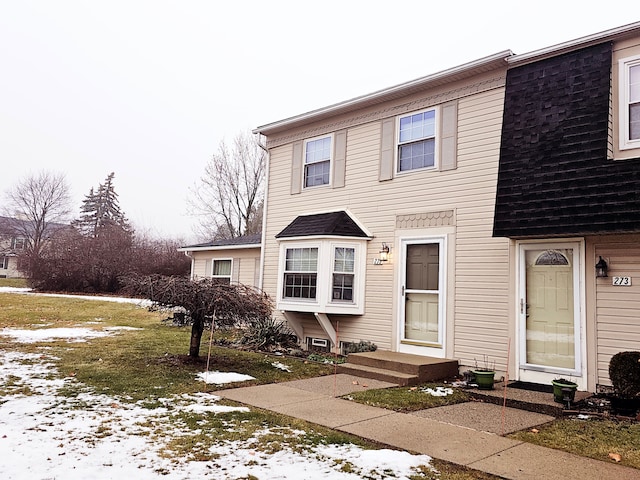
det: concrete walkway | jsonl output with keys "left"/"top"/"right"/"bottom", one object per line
{"left": 217, "top": 374, "right": 640, "bottom": 480}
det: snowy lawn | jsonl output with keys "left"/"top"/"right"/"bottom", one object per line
{"left": 0, "top": 292, "right": 438, "bottom": 479}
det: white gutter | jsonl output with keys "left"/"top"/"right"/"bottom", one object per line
{"left": 508, "top": 21, "right": 640, "bottom": 65}
{"left": 253, "top": 50, "right": 512, "bottom": 135}
{"left": 177, "top": 243, "right": 261, "bottom": 253}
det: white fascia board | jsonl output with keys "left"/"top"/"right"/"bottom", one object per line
{"left": 177, "top": 244, "right": 261, "bottom": 253}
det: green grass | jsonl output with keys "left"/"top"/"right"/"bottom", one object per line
{"left": 0, "top": 293, "right": 334, "bottom": 401}
{"left": 0, "top": 277, "right": 28, "bottom": 288}
{"left": 510, "top": 417, "right": 640, "bottom": 469}
{"left": 0, "top": 292, "right": 506, "bottom": 479}
{"left": 343, "top": 384, "right": 470, "bottom": 412}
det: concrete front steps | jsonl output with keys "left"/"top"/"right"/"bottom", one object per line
{"left": 336, "top": 350, "right": 458, "bottom": 386}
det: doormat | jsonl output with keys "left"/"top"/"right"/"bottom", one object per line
{"left": 507, "top": 381, "right": 554, "bottom": 393}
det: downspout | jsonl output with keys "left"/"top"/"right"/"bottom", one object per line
{"left": 183, "top": 250, "right": 195, "bottom": 280}
{"left": 256, "top": 132, "right": 270, "bottom": 292}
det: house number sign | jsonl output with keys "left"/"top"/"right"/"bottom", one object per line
{"left": 612, "top": 276, "right": 632, "bottom": 286}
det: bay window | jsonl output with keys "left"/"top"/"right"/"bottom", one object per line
{"left": 277, "top": 241, "right": 366, "bottom": 314}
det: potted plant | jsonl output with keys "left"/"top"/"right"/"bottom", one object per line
{"left": 472, "top": 356, "right": 496, "bottom": 390}
{"left": 551, "top": 378, "right": 578, "bottom": 404}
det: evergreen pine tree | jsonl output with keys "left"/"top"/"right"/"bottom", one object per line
{"left": 73, "top": 173, "right": 131, "bottom": 237}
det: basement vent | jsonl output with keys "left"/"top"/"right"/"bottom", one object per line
{"left": 306, "top": 337, "right": 330, "bottom": 353}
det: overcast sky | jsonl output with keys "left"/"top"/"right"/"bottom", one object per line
{"left": 0, "top": 1, "right": 636, "bottom": 241}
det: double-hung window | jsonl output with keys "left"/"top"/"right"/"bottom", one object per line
{"left": 619, "top": 55, "right": 640, "bottom": 150}
{"left": 212, "top": 259, "right": 232, "bottom": 284}
{"left": 0, "top": 256, "right": 8, "bottom": 269}
{"left": 11, "top": 237, "right": 25, "bottom": 250}
{"left": 398, "top": 109, "right": 436, "bottom": 172}
{"left": 304, "top": 136, "right": 331, "bottom": 187}
{"left": 283, "top": 247, "right": 318, "bottom": 299}
{"left": 332, "top": 247, "right": 355, "bottom": 302}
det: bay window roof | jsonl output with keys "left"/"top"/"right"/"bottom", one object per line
{"left": 275, "top": 211, "right": 371, "bottom": 239}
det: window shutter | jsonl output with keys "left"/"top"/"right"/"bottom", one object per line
{"left": 204, "top": 259, "right": 212, "bottom": 278}
{"left": 332, "top": 130, "right": 347, "bottom": 188}
{"left": 232, "top": 258, "right": 240, "bottom": 283}
{"left": 440, "top": 101, "right": 458, "bottom": 171}
{"left": 291, "top": 141, "right": 303, "bottom": 194}
{"left": 379, "top": 118, "right": 395, "bottom": 181}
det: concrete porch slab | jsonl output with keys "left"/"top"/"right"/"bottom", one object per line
{"left": 411, "top": 401, "right": 555, "bottom": 435}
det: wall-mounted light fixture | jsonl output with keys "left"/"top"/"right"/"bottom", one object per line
{"left": 595, "top": 256, "right": 608, "bottom": 278}
{"left": 379, "top": 243, "right": 390, "bottom": 262}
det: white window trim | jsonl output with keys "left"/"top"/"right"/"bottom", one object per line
{"left": 276, "top": 239, "right": 366, "bottom": 315}
{"left": 281, "top": 244, "right": 320, "bottom": 302}
{"left": 211, "top": 258, "right": 233, "bottom": 283}
{"left": 303, "top": 134, "right": 334, "bottom": 189}
{"left": 328, "top": 243, "right": 359, "bottom": 306}
{"left": 395, "top": 106, "right": 439, "bottom": 174}
{"left": 396, "top": 235, "right": 447, "bottom": 358}
{"left": 618, "top": 54, "right": 640, "bottom": 151}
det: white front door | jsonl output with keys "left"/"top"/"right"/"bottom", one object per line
{"left": 398, "top": 237, "right": 445, "bottom": 357}
{"left": 517, "top": 242, "right": 584, "bottom": 387}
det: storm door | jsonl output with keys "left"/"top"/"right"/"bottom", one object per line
{"left": 518, "top": 243, "right": 583, "bottom": 385}
{"left": 399, "top": 238, "right": 445, "bottom": 356}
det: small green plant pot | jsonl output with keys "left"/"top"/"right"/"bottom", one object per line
{"left": 472, "top": 370, "right": 496, "bottom": 390}
{"left": 552, "top": 379, "right": 578, "bottom": 403}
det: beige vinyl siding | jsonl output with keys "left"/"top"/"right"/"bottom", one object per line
{"left": 452, "top": 89, "right": 510, "bottom": 371}
{"left": 263, "top": 82, "right": 509, "bottom": 358}
{"left": 594, "top": 240, "right": 640, "bottom": 386}
{"left": 190, "top": 248, "right": 261, "bottom": 288}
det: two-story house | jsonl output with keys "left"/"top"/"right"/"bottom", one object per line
{"left": 251, "top": 21, "right": 640, "bottom": 391}
{"left": 0, "top": 216, "right": 27, "bottom": 278}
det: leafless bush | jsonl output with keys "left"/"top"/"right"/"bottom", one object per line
{"left": 122, "top": 274, "right": 273, "bottom": 357}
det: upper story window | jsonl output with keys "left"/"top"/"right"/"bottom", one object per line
{"left": 211, "top": 259, "right": 232, "bottom": 284}
{"left": 619, "top": 55, "right": 640, "bottom": 150}
{"left": 304, "top": 136, "right": 332, "bottom": 187}
{"left": 11, "top": 237, "right": 25, "bottom": 250}
{"left": 398, "top": 109, "right": 436, "bottom": 172}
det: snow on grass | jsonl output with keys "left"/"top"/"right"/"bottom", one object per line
{"left": 0, "top": 313, "right": 434, "bottom": 479}
{"left": 0, "top": 326, "right": 143, "bottom": 343}
{"left": 0, "top": 327, "right": 113, "bottom": 343}
{"left": 420, "top": 386, "right": 454, "bottom": 397}
{"left": 196, "top": 371, "right": 256, "bottom": 385}
{"left": 272, "top": 361, "right": 292, "bottom": 372}
{"left": 0, "top": 286, "right": 153, "bottom": 307}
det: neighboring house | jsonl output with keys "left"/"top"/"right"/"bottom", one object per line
{"left": 0, "top": 216, "right": 28, "bottom": 278}
{"left": 251, "top": 21, "right": 640, "bottom": 391}
{"left": 178, "top": 234, "right": 262, "bottom": 288}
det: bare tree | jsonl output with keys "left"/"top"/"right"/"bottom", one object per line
{"left": 122, "top": 274, "right": 273, "bottom": 358}
{"left": 190, "top": 130, "right": 266, "bottom": 240}
{"left": 3, "top": 171, "right": 71, "bottom": 262}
